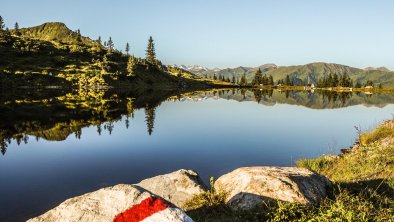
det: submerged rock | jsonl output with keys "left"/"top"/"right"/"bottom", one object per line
{"left": 214, "top": 167, "right": 331, "bottom": 210}
{"left": 28, "top": 184, "right": 193, "bottom": 222}
{"left": 137, "top": 169, "right": 207, "bottom": 208}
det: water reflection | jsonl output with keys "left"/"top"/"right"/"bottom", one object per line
{"left": 1, "top": 88, "right": 394, "bottom": 155}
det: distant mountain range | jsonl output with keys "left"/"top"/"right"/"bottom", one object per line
{"left": 178, "top": 63, "right": 394, "bottom": 87}
{"left": 172, "top": 65, "right": 220, "bottom": 74}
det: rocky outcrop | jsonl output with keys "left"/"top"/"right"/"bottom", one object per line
{"left": 137, "top": 169, "right": 207, "bottom": 208}
{"left": 214, "top": 167, "right": 331, "bottom": 210}
{"left": 28, "top": 184, "right": 193, "bottom": 222}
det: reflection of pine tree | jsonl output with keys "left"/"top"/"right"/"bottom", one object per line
{"left": 23, "top": 135, "right": 29, "bottom": 144}
{"left": 240, "top": 89, "right": 246, "bottom": 100}
{"left": 253, "top": 90, "right": 262, "bottom": 103}
{"left": 1, "top": 140, "right": 7, "bottom": 155}
{"left": 75, "top": 128, "right": 82, "bottom": 139}
{"left": 97, "top": 124, "right": 102, "bottom": 136}
{"left": 105, "top": 122, "right": 114, "bottom": 135}
{"left": 145, "top": 105, "right": 156, "bottom": 135}
{"left": 125, "top": 117, "right": 130, "bottom": 129}
{"left": 15, "top": 135, "right": 22, "bottom": 146}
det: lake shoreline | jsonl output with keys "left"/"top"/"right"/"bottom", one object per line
{"left": 25, "top": 119, "right": 394, "bottom": 221}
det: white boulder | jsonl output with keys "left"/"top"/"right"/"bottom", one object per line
{"left": 214, "top": 167, "right": 331, "bottom": 209}
{"left": 28, "top": 184, "right": 193, "bottom": 222}
{"left": 137, "top": 169, "right": 207, "bottom": 208}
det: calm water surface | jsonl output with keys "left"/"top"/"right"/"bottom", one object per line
{"left": 0, "top": 89, "right": 393, "bottom": 221}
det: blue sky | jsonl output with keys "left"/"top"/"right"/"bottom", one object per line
{"left": 1, "top": 0, "right": 393, "bottom": 69}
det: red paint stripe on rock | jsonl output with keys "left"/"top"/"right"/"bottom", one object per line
{"left": 113, "top": 196, "right": 169, "bottom": 222}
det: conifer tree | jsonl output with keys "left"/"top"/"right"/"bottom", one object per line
{"left": 107, "top": 37, "right": 114, "bottom": 50}
{"left": 127, "top": 56, "right": 136, "bottom": 77}
{"left": 268, "top": 75, "right": 274, "bottom": 86}
{"left": 285, "top": 74, "right": 292, "bottom": 86}
{"left": 76, "top": 29, "right": 82, "bottom": 43}
{"left": 240, "top": 73, "right": 247, "bottom": 86}
{"left": 14, "top": 22, "right": 21, "bottom": 36}
{"left": 145, "top": 36, "right": 156, "bottom": 64}
{"left": 253, "top": 68, "right": 263, "bottom": 85}
{"left": 0, "top": 16, "right": 4, "bottom": 30}
{"left": 97, "top": 36, "right": 101, "bottom": 44}
{"left": 125, "top": 42, "right": 130, "bottom": 55}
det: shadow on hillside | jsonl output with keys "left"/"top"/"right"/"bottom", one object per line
{"left": 186, "top": 192, "right": 287, "bottom": 222}
{"left": 337, "top": 178, "right": 394, "bottom": 201}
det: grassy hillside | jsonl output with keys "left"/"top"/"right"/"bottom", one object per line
{"left": 1, "top": 22, "right": 112, "bottom": 75}
{"left": 13, "top": 22, "right": 100, "bottom": 48}
{"left": 199, "top": 62, "right": 394, "bottom": 87}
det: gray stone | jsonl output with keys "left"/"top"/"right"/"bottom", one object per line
{"left": 28, "top": 184, "right": 193, "bottom": 222}
{"left": 137, "top": 169, "right": 207, "bottom": 208}
{"left": 214, "top": 166, "right": 331, "bottom": 210}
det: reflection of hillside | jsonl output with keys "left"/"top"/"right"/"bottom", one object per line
{"left": 0, "top": 87, "right": 172, "bottom": 155}
{"left": 207, "top": 89, "right": 394, "bottom": 109}
{"left": 1, "top": 88, "right": 394, "bottom": 155}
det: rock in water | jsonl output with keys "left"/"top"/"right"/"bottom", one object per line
{"left": 137, "top": 169, "right": 207, "bottom": 208}
{"left": 28, "top": 184, "right": 193, "bottom": 222}
{"left": 214, "top": 167, "right": 331, "bottom": 210}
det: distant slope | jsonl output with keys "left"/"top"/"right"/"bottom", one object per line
{"left": 200, "top": 64, "right": 277, "bottom": 80}
{"left": 13, "top": 22, "right": 101, "bottom": 48}
{"left": 198, "top": 62, "right": 394, "bottom": 87}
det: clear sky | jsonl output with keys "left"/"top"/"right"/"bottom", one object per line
{"left": 1, "top": 0, "right": 393, "bottom": 69}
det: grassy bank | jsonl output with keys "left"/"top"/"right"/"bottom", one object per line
{"left": 185, "top": 120, "right": 394, "bottom": 221}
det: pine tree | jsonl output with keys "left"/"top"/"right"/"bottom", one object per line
{"left": 125, "top": 42, "right": 130, "bottom": 55}
{"left": 14, "top": 22, "right": 21, "bottom": 36}
{"left": 333, "top": 73, "right": 339, "bottom": 87}
{"left": 240, "top": 73, "right": 248, "bottom": 86}
{"left": 75, "top": 29, "right": 82, "bottom": 43}
{"left": 107, "top": 37, "right": 114, "bottom": 50}
{"left": 127, "top": 56, "right": 136, "bottom": 77}
{"left": 146, "top": 36, "right": 156, "bottom": 64}
{"left": 0, "top": 16, "right": 4, "bottom": 30}
{"left": 97, "top": 36, "right": 101, "bottom": 44}
{"left": 285, "top": 75, "right": 292, "bottom": 86}
{"left": 268, "top": 75, "right": 274, "bottom": 86}
{"left": 253, "top": 68, "right": 263, "bottom": 85}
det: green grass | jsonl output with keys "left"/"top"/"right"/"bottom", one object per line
{"left": 296, "top": 155, "right": 335, "bottom": 174}
{"left": 360, "top": 124, "right": 394, "bottom": 146}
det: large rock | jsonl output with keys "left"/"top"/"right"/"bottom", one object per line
{"left": 28, "top": 184, "right": 193, "bottom": 222}
{"left": 137, "top": 169, "right": 207, "bottom": 208}
{"left": 214, "top": 167, "right": 331, "bottom": 209}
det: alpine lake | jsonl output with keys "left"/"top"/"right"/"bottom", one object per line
{"left": 1, "top": 88, "right": 394, "bottom": 221}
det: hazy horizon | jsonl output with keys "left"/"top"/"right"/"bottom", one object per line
{"left": 2, "top": 0, "right": 393, "bottom": 70}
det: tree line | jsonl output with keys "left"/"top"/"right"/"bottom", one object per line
{"left": 316, "top": 73, "right": 378, "bottom": 88}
